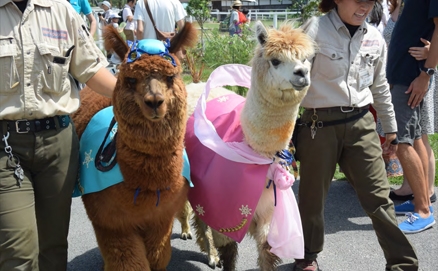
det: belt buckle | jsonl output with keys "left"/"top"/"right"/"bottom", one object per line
{"left": 15, "top": 119, "right": 30, "bottom": 133}
{"left": 340, "top": 106, "right": 355, "bottom": 113}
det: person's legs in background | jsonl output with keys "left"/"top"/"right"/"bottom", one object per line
{"left": 391, "top": 85, "right": 434, "bottom": 233}
{"left": 390, "top": 75, "right": 437, "bottom": 203}
{"left": 422, "top": 134, "right": 437, "bottom": 202}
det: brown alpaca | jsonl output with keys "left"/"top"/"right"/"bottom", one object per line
{"left": 185, "top": 21, "right": 315, "bottom": 270}
{"left": 71, "top": 24, "right": 197, "bottom": 271}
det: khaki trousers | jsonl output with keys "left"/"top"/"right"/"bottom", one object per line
{"left": 0, "top": 121, "right": 79, "bottom": 271}
{"left": 295, "top": 109, "right": 418, "bottom": 271}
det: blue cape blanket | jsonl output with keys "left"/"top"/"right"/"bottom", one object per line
{"left": 73, "top": 106, "right": 192, "bottom": 197}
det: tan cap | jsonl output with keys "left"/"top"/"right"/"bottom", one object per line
{"left": 231, "top": 0, "right": 243, "bottom": 8}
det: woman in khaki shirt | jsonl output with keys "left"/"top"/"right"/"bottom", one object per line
{"left": 292, "top": 0, "right": 418, "bottom": 270}
{"left": 0, "top": 0, "right": 116, "bottom": 270}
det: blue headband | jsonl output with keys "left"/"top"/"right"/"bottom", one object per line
{"left": 126, "top": 39, "right": 176, "bottom": 66}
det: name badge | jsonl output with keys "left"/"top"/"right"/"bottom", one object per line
{"left": 359, "top": 67, "right": 373, "bottom": 89}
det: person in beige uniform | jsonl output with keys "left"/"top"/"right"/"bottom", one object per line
{"left": 292, "top": 0, "right": 418, "bottom": 271}
{"left": 0, "top": 0, "right": 116, "bottom": 270}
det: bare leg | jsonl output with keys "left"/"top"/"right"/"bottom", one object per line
{"left": 393, "top": 177, "right": 413, "bottom": 195}
{"left": 422, "top": 134, "right": 436, "bottom": 197}
{"left": 393, "top": 135, "right": 435, "bottom": 198}
{"left": 397, "top": 141, "right": 431, "bottom": 218}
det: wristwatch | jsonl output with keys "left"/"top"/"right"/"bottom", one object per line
{"left": 421, "top": 67, "right": 437, "bottom": 76}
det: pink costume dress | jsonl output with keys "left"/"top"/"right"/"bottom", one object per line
{"left": 185, "top": 64, "right": 304, "bottom": 259}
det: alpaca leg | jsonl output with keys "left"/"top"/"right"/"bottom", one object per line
{"left": 142, "top": 219, "right": 174, "bottom": 271}
{"left": 176, "top": 200, "right": 193, "bottom": 240}
{"left": 249, "top": 220, "right": 281, "bottom": 271}
{"left": 192, "top": 215, "right": 221, "bottom": 268}
{"left": 216, "top": 240, "right": 238, "bottom": 271}
{"left": 93, "top": 225, "right": 150, "bottom": 271}
{"left": 256, "top": 240, "right": 282, "bottom": 271}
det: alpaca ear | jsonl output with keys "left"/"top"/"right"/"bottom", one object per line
{"left": 255, "top": 21, "right": 268, "bottom": 47}
{"left": 103, "top": 25, "right": 130, "bottom": 61}
{"left": 168, "top": 22, "right": 198, "bottom": 55}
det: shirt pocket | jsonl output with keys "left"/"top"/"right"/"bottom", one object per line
{"left": 358, "top": 51, "right": 379, "bottom": 89}
{"left": 359, "top": 51, "right": 379, "bottom": 67}
{"left": 36, "top": 43, "right": 71, "bottom": 95}
{"left": 313, "top": 46, "right": 345, "bottom": 81}
{"left": 0, "top": 43, "right": 20, "bottom": 95}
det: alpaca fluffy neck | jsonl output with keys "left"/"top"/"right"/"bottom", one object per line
{"left": 114, "top": 112, "right": 186, "bottom": 191}
{"left": 241, "top": 84, "right": 300, "bottom": 158}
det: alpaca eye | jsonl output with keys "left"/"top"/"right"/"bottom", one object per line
{"left": 126, "top": 77, "right": 137, "bottom": 84}
{"left": 271, "top": 59, "right": 281, "bottom": 67}
{"left": 167, "top": 76, "right": 175, "bottom": 85}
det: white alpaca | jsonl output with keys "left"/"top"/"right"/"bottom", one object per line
{"left": 185, "top": 21, "right": 315, "bottom": 271}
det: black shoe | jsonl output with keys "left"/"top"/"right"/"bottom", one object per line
{"left": 430, "top": 193, "right": 437, "bottom": 203}
{"left": 389, "top": 191, "right": 414, "bottom": 201}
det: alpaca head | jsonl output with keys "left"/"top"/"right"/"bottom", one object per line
{"left": 102, "top": 24, "right": 197, "bottom": 140}
{"left": 251, "top": 21, "right": 315, "bottom": 105}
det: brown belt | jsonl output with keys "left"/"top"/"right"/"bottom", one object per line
{"left": 1, "top": 115, "right": 70, "bottom": 134}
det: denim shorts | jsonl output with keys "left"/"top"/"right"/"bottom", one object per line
{"left": 391, "top": 84, "right": 422, "bottom": 145}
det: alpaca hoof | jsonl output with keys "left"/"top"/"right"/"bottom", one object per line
{"left": 208, "top": 255, "right": 221, "bottom": 269}
{"left": 181, "top": 231, "right": 192, "bottom": 240}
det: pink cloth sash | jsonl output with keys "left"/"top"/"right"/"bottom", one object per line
{"left": 185, "top": 64, "right": 304, "bottom": 259}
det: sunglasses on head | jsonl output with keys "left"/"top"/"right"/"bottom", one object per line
{"left": 126, "top": 39, "right": 176, "bottom": 67}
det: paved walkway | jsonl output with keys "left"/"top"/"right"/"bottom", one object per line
{"left": 67, "top": 181, "right": 438, "bottom": 271}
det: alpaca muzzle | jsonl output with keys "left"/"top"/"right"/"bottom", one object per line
{"left": 290, "top": 67, "right": 310, "bottom": 90}
{"left": 144, "top": 93, "right": 165, "bottom": 114}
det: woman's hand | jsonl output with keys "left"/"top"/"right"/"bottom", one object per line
{"left": 408, "top": 38, "right": 430, "bottom": 60}
{"left": 382, "top": 133, "right": 398, "bottom": 156}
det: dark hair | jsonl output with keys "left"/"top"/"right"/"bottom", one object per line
{"left": 242, "top": 8, "right": 249, "bottom": 15}
{"left": 319, "top": 0, "right": 337, "bottom": 13}
{"left": 368, "top": 1, "right": 383, "bottom": 25}
{"left": 127, "top": 0, "right": 135, "bottom": 3}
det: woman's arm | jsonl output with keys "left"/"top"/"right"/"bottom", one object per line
{"left": 86, "top": 68, "right": 117, "bottom": 98}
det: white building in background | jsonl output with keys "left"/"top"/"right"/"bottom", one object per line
{"left": 210, "top": 0, "right": 294, "bottom": 11}
{"left": 179, "top": 0, "right": 295, "bottom": 11}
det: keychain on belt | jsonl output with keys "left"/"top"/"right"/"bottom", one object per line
{"left": 310, "top": 109, "right": 318, "bottom": 139}
{"left": 2, "top": 132, "right": 24, "bottom": 187}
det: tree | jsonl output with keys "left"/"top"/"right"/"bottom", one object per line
{"left": 186, "top": 0, "right": 211, "bottom": 46}
{"left": 291, "top": 0, "right": 322, "bottom": 25}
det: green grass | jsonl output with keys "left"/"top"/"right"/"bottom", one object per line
{"left": 192, "top": 20, "right": 276, "bottom": 32}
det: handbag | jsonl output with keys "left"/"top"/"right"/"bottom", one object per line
{"left": 144, "top": 0, "right": 175, "bottom": 41}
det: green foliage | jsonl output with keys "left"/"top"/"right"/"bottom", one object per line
{"left": 202, "top": 28, "right": 256, "bottom": 69}
{"left": 186, "top": 0, "right": 211, "bottom": 28}
{"left": 183, "top": 27, "right": 255, "bottom": 95}
{"left": 186, "top": 0, "right": 212, "bottom": 56}
{"left": 290, "top": 0, "right": 323, "bottom": 25}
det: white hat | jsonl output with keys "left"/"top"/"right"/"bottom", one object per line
{"left": 231, "top": 0, "right": 243, "bottom": 7}
{"left": 98, "top": 1, "right": 111, "bottom": 9}
{"left": 108, "top": 12, "right": 121, "bottom": 19}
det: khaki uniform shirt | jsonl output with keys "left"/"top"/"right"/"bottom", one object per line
{"left": 302, "top": 10, "right": 397, "bottom": 134}
{"left": 0, "top": 0, "right": 108, "bottom": 120}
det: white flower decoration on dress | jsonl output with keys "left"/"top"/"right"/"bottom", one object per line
{"left": 239, "top": 205, "right": 252, "bottom": 217}
{"left": 196, "top": 204, "right": 205, "bottom": 216}
{"left": 217, "top": 96, "right": 229, "bottom": 103}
